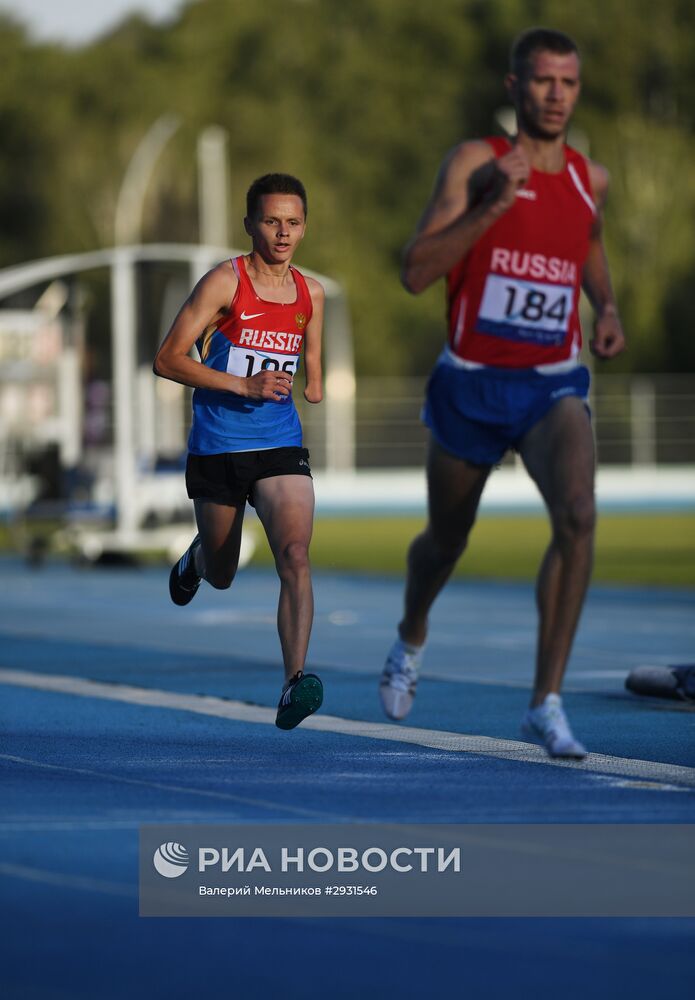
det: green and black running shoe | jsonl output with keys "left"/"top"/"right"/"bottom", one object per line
{"left": 275, "top": 671, "right": 323, "bottom": 730}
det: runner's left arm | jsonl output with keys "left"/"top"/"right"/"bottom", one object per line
{"left": 303, "top": 279, "right": 324, "bottom": 403}
{"left": 582, "top": 162, "right": 626, "bottom": 360}
{"left": 153, "top": 262, "right": 292, "bottom": 401}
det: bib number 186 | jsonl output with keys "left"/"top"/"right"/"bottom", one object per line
{"left": 244, "top": 355, "right": 298, "bottom": 378}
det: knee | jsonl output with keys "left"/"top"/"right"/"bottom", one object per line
{"left": 552, "top": 494, "right": 596, "bottom": 543}
{"left": 413, "top": 526, "right": 469, "bottom": 569}
{"left": 276, "top": 540, "right": 310, "bottom": 579}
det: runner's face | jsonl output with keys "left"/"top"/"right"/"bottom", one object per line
{"left": 514, "top": 50, "right": 581, "bottom": 140}
{"left": 246, "top": 194, "right": 306, "bottom": 264}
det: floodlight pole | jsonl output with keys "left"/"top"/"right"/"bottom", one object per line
{"left": 197, "top": 126, "right": 230, "bottom": 247}
{"left": 111, "top": 248, "right": 138, "bottom": 539}
{"left": 112, "top": 115, "right": 180, "bottom": 538}
{"left": 114, "top": 114, "right": 181, "bottom": 246}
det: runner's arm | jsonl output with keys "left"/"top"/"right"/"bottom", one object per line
{"left": 402, "top": 140, "right": 530, "bottom": 294}
{"left": 582, "top": 163, "right": 626, "bottom": 360}
{"left": 153, "top": 263, "right": 292, "bottom": 400}
{"left": 303, "top": 279, "right": 324, "bottom": 404}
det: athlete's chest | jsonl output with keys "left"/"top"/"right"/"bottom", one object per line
{"left": 489, "top": 170, "right": 594, "bottom": 258}
{"left": 469, "top": 172, "right": 594, "bottom": 347}
{"left": 220, "top": 273, "right": 309, "bottom": 345}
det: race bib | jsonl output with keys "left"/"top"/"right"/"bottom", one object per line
{"left": 226, "top": 346, "right": 300, "bottom": 405}
{"left": 477, "top": 274, "right": 574, "bottom": 346}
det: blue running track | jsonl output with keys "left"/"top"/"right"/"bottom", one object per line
{"left": 1, "top": 559, "right": 694, "bottom": 999}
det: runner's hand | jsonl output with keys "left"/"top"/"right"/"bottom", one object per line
{"left": 591, "top": 309, "right": 626, "bottom": 359}
{"left": 487, "top": 145, "right": 531, "bottom": 215}
{"left": 242, "top": 370, "right": 293, "bottom": 400}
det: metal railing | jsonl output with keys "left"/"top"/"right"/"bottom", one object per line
{"left": 300, "top": 373, "right": 695, "bottom": 469}
{"left": 2, "top": 374, "right": 692, "bottom": 516}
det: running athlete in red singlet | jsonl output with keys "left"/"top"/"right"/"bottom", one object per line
{"left": 188, "top": 254, "right": 315, "bottom": 454}
{"left": 446, "top": 136, "right": 595, "bottom": 370}
{"left": 381, "top": 29, "right": 626, "bottom": 759}
{"left": 154, "top": 173, "right": 325, "bottom": 731}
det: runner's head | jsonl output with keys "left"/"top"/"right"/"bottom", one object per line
{"left": 246, "top": 173, "right": 308, "bottom": 222}
{"left": 506, "top": 28, "right": 581, "bottom": 140}
{"left": 510, "top": 28, "right": 579, "bottom": 81}
{"left": 244, "top": 174, "right": 308, "bottom": 264}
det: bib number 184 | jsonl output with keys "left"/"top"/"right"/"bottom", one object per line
{"left": 503, "top": 285, "right": 567, "bottom": 323}
{"left": 477, "top": 274, "right": 574, "bottom": 345}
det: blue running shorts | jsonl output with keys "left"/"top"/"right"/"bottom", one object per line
{"left": 422, "top": 362, "right": 591, "bottom": 466}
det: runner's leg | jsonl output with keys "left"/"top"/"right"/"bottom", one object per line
{"left": 252, "top": 475, "right": 315, "bottom": 680}
{"left": 519, "top": 396, "right": 595, "bottom": 705}
{"left": 399, "top": 438, "right": 490, "bottom": 646}
{"left": 193, "top": 499, "right": 246, "bottom": 589}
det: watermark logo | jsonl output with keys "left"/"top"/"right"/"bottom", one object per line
{"left": 153, "top": 842, "right": 189, "bottom": 878}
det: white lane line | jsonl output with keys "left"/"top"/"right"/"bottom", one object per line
{"left": 2, "top": 667, "right": 695, "bottom": 789}
{"left": 0, "top": 752, "right": 352, "bottom": 822}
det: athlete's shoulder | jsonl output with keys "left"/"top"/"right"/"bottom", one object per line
{"left": 443, "top": 139, "right": 498, "bottom": 176}
{"left": 305, "top": 275, "right": 325, "bottom": 299}
{"left": 567, "top": 147, "right": 610, "bottom": 207}
{"left": 428, "top": 140, "right": 500, "bottom": 214}
{"left": 204, "top": 258, "right": 239, "bottom": 292}
{"left": 293, "top": 268, "right": 325, "bottom": 305}
{"left": 585, "top": 158, "right": 610, "bottom": 207}
{"left": 204, "top": 258, "right": 238, "bottom": 277}
{"left": 191, "top": 258, "right": 239, "bottom": 311}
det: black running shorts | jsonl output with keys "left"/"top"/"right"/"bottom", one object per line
{"left": 185, "top": 447, "right": 312, "bottom": 506}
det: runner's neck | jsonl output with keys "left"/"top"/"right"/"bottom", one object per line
{"left": 514, "top": 132, "right": 567, "bottom": 174}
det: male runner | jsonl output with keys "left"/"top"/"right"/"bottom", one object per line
{"left": 154, "top": 173, "right": 325, "bottom": 730}
{"left": 380, "top": 28, "right": 625, "bottom": 757}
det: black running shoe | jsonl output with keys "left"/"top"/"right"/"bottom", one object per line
{"left": 275, "top": 671, "right": 323, "bottom": 730}
{"left": 169, "top": 535, "right": 202, "bottom": 606}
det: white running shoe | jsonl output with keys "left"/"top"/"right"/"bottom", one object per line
{"left": 522, "top": 693, "right": 587, "bottom": 759}
{"left": 380, "top": 638, "right": 424, "bottom": 721}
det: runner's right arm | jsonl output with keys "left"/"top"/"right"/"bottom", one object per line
{"left": 402, "top": 141, "right": 530, "bottom": 294}
{"left": 153, "top": 262, "right": 292, "bottom": 401}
